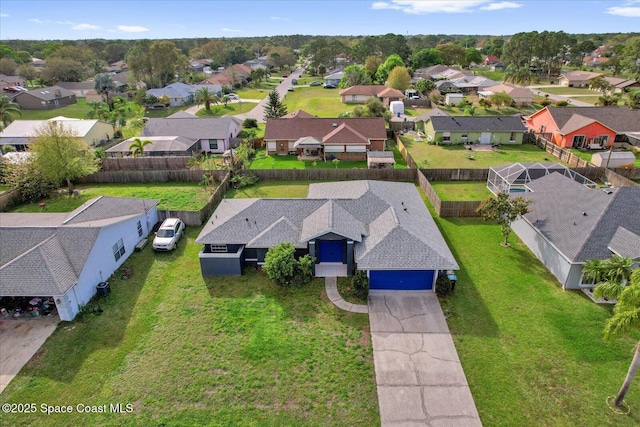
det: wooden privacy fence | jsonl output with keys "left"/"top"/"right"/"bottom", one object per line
{"left": 251, "top": 168, "right": 416, "bottom": 181}
{"left": 420, "top": 168, "right": 489, "bottom": 181}
{"left": 79, "top": 169, "right": 228, "bottom": 184}
{"left": 416, "top": 169, "right": 482, "bottom": 217}
{"left": 395, "top": 135, "right": 419, "bottom": 169}
{"left": 101, "top": 156, "right": 191, "bottom": 171}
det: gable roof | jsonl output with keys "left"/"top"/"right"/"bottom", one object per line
{"left": 16, "top": 85, "right": 75, "bottom": 101}
{"left": 483, "top": 83, "right": 534, "bottom": 99}
{"left": 264, "top": 117, "right": 387, "bottom": 141}
{"left": 608, "top": 227, "right": 640, "bottom": 260}
{"left": 517, "top": 174, "right": 640, "bottom": 263}
{"left": 197, "top": 181, "right": 459, "bottom": 271}
{"left": 560, "top": 70, "right": 602, "bottom": 82}
{"left": 339, "top": 85, "right": 404, "bottom": 98}
{"left": 428, "top": 116, "right": 527, "bottom": 132}
{"left": 0, "top": 117, "right": 112, "bottom": 140}
{"left": 142, "top": 115, "right": 241, "bottom": 140}
{"left": 541, "top": 106, "right": 640, "bottom": 133}
{"left": 0, "top": 197, "right": 158, "bottom": 296}
{"left": 282, "top": 109, "right": 315, "bottom": 119}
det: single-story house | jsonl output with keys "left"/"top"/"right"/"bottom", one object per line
{"left": 106, "top": 136, "right": 200, "bottom": 157}
{"left": 0, "top": 117, "right": 115, "bottom": 150}
{"left": 424, "top": 115, "right": 527, "bottom": 145}
{"left": 141, "top": 115, "right": 242, "bottom": 154}
{"left": 0, "top": 196, "right": 159, "bottom": 321}
{"left": 411, "top": 108, "right": 450, "bottom": 132}
{"left": 189, "top": 58, "right": 212, "bottom": 72}
{"left": 525, "top": 106, "right": 640, "bottom": 149}
{"left": 0, "top": 74, "right": 27, "bottom": 90}
{"left": 511, "top": 173, "right": 640, "bottom": 290}
{"left": 450, "top": 76, "right": 500, "bottom": 94}
{"left": 263, "top": 116, "right": 387, "bottom": 160}
{"left": 13, "top": 86, "right": 77, "bottom": 110}
{"left": 602, "top": 76, "right": 640, "bottom": 94}
{"left": 55, "top": 81, "right": 98, "bottom": 98}
{"left": 482, "top": 55, "right": 500, "bottom": 66}
{"left": 435, "top": 80, "right": 460, "bottom": 93}
{"left": 196, "top": 180, "right": 459, "bottom": 290}
{"left": 324, "top": 71, "right": 344, "bottom": 87}
{"left": 444, "top": 93, "right": 464, "bottom": 105}
{"left": 145, "top": 83, "right": 222, "bottom": 107}
{"left": 339, "top": 85, "right": 405, "bottom": 106}
{"left": 414, "top": 65, "right": 472, "bottom": 82}
{"left": 479, "top": 83, "right": 534, "bottom": 106}
{"left": 558, "top": 70, "right": 602, "bottom": 87}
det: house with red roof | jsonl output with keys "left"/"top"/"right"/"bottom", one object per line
{"left": 263, "top": 114, "right": 387, "bottom": 160}
{"left": 338, "top": 85, "right": 405, "bottom": 107}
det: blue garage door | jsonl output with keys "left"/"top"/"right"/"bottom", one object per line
{"left": 369, "top": 270, "right": 435, "bottom": 290}
{"left": 318, "top": 240, "right": 343, "bottom": 262}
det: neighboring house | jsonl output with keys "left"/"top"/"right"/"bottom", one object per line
{"left": 338, "top": 85, "right": 405, "bottom": 106}
{"left": 414, "top": 65, "right": 471, "bottom": 82}
{"left": 282, "top": 109, "right": 315, "bottom": 119}
{"left": 263, "top": 116, "right": 387, "bottom": 159}
{"left": 146, "top": 82, "right": 222, "bottom": 107}
{"left": 324, "top": 71, "right": 344, "bottom": 87}
{"left": 435, "top": 80, "right": 460, "bottom": 93}
{"left": 424, "top": 115, "right": 526, "bottom": 145}
{"left": 412, "top": 108, "right": 450, "bottom": 132}
{"left": 189, "top": 58, "right": 212, "bottom": 72}
{"left": 511, "top": 173, "right": 640, "bottom": 290}
{"left": 582, "top": 56, "right": 609, "bottom": 68}
{"left": 201, "top": 64, "right": 251, "bottom": 89}
{"left": 195, "top": 180, "right": 459, "bottom": 290}
{"left": 141, "top": 115, "right": 242, "bottom": 154}
{"left": 444, "top": 93, "right": 463, "bottom": 105}
{"left": 558, "top": 70, "right": 602, "bottom": 87}
{"left": 243, "top": 56, "right": 269, "bottom": 71}
{"left": 56, "top": 81, "right": 98, "bottom": 98}
{"left": 479, "top": 83, "right": 534, "bottom": 106}
{"left": 482, "top": 55, "right": 500, "bottom": 66}
{"left": 231, "top": 63, "right": 253, "bottom": 81}
{"left": 0, "top": 196, "right": 159, "bottom": 321}
{"left": 525, "top": 106, "right": 640, "bottom": 148}
{"left": 0, "top": 117, "right": 115, "bottom": 150}
{"left": 105, "top": 60, "right": 127, "bottom": 74}
{"left": 13, "top": 86, "right": 77, "bottom": 110}
{"left": 106, "top": 136, "right": 200, "bottom": 157}
{"left": 602, "top": 76, "right": 640, "bottom": 93}
{"left": 450, "top": 76, "right": 500, "bottom": 94}
{"left": 0, "top": 74, "right": 27, "bottom": 90}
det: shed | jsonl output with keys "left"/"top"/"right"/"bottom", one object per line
{"left": 591, "top": 151, "right": 636, "bottom": 168}
{"left": 390, "top": 101, "right": 404, "bottom": 115}
{"left": 367, "top": 151, "right": 396, "bottom": 169}
{"left": 445, "top": 93, "right": 463, "bottom": 106}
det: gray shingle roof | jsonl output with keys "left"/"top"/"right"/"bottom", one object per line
{"left": 429, "top": 116, "right": 527, "bottom": 132}
{"left": 197, "top": 181, "right": 459, "bottom": 271}
{"left": 142, "top": 116, "right": 241, "bottom": 140}
{"left": 608, "top": 227, "right": 640, "bottom": 260}
{"left": 518, "top": 174, "right": 640, "bottom": 263}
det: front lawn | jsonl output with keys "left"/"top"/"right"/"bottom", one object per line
{"left": 401, "top": 136, "right": 560, "bottom": 168}
{"left": 432, "top": 212, "right": 640, "bottom": 426}
{"left": 429, "top": 181, "right": 492, "bottom": 201}
{"left": 0, "top": 229, "right": 378, "bottom": 426}
{"left": 195, "top": 102, "right": 258, "bottom": 117}
{"left": 18, "top": 98, "right": 91, "bottom": 120}
{"left": 536, "top": 86, "right": 600, "bottom": 96}
{"left": 9, "top": 183, "right": 212, "bottom": 212}
{"left": 281, "top": 87, "right": 350, "bottom": 117}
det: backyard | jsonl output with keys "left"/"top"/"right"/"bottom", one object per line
{"left": 429, "top": 181, "right": 492, "bottom": 201}
{"left": 400, "top": 136, "right": 561, "bottom": 168}
{"left": 18, "top": 98, "right": 91, "bottom": 120}
{"left": 280, "top": 86, "right": 351, "bottom": 117}
{"left": 8, "top": 182, "right": 212, "bottom": 212}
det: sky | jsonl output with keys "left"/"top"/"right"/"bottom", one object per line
{"left": 0, "top": 0, "right": 638, "bottom": 40}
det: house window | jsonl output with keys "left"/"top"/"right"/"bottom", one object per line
{"left": 112, "top": 238, "right": 125, "bottom": 262}
{"left": 595, "top": 135, "right": 609, "bottom": 146}
{"left": 461, "top": 134, "right": 468, "bottom": 139}
{"left": 137, "top": 220, "right": 143, "bottom": 237}
{"left": 442, "top": 132, "right": 451, "bottom": 142}
{"left": 572, "top": 135, "right": 586, "bottom": 148}
{"left": 209, "top": 244, "right": 227, "bottom": 252}
{"left": 209, "top": 140, "right": 218, "bottom": 150}
{"left": 540, "top": 124, "right": 546, "bottom": 133}
{"left": 509, "top": 132, "right": 516, "bottom": 142}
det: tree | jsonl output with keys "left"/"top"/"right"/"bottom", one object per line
{"left": 263, "top": 89, "right": 287, "bottom": 119}
{"left": 596, "top": 93, "right": 621, "bottom": 106}
{"left": 3, "top": 155, "right": 58, "bottom": 202}
{"left": 88, "top": 58, "right": 106, "bottom": 76}
{"left": 0, "top": 57, "right": 18, "bottom": 75}
{"left": 29, "top": 121, "right": 99, "bottom": 195}
{"left": 415, "top": 79, "right": 436, "bottom": 95}
{"left": 489, "top": 92, "right": 513, "bottom": 109}
{"left": 411, "top": 48, "right": 443, "bottom": 69}
{"left": 262, "top": 242, "right": 299, "bottom": 287}
{"left": 41, "top": 57, "right": 85, "bottom": 83}
{"left": 94, "top": 73, "right": 116, "bottom": 110}
{"left": 589, "top": 76, "right": 614, "bottom": 93}
{"left": 339, "top": 65, "right": 371, "bottom": 89}
{"left": 464, "top": 48, "right": 483, "bottom": 67}
{"left": 375, "top": 54, "right": 404, "bottom": 84}
{"left": 0, "top": 96, "right": 22, "bottom": 130}
{"left": 387, "top": 66, "right": 411, "bottom": 91}
{"left": 195, "top": 87, "right": 220, "bottom": 112}
{"left": 626, "top": 89, "right": 640, "bottom": 109}
{"left": 126, "top": 40, "right": 186, "bottom": 88}
{"left": 436, "top": 42, "right": 466, "bottom": 66}
{"left": 476, "top": 193, "right": 532, "bottom": 246}
{"left": 128, "top": 138, "right": 153, "bottom": 158}
{"left": 364, "top": 55, "right": 382, "bottom": 79}
{"left": 17, "top": 63, "right": 37, "bottom": 84}
{"left": 587, "top": 257, "right": 640, "bottom": 410}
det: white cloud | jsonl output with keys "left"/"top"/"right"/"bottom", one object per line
{"left": 0, "top": 13, "right": 9, "bottom": 17}
{"left": 480, "top": 2, "right": 522, "bottom": 11}
{"left": 371, "top": 1, "right": 491, "bottom": 14}
{"left": 28, "top": 18, "right": 49, "bottom": 24}
{"left": 221, "top": 27, "right": 242, "bottom": 32}
{"left": 271, "top": 16, "right": 289, "bottom": 21}
{"left": 73, "top": 23, "right": 101, "bottom": 30}
{"left": 606, "top": 4, "right": 640, "bottom": 17}
{"left": 116, "top": 25, "right": 149, "bottom": 33}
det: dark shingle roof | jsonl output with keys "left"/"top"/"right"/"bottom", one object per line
{"left": 264, "top": 117, "right": 387, "bottom": 140}
{"left": 142, "top": 116, "right": 241, "bottom": 140}
{"left": 429, "top": 116, "right": 527, "bottom": 132}
{"left": 545, "top": 106, "right": 640, "bottom": 133}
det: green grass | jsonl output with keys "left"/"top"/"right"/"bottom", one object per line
{"left": 0, "top": 229, "right": 378, "bottom": 426}
{"left": 282, "top": 87, "right": 350, "bottom": 117}
{"left": 475, "top": 69, "right": 505, "bottom": 81}
{"left": 226, "top": 180, "right": 315, "bottom": 199}
{"left": 537, "top": 86, "right": 600, "bottom": 96}
{"left": 337, "top": 277, "right": 368, "bottom": 305}
{"left": 438, "top": 104, "right": 537, "bottom": 117}
{"left": 18, "top": 98, "right": 91, "bottom": 120}
{"left": 235, "top": 86, "right": 271, "bottom": 100}
{"left": 567, "top": 95, "right": 602, "bottom": 105}
{"left": 430, "top": 211, "right": 640, "bottom": 426}
{"left": 143, "top": 106, "right": 189, "bottom": 118}
{"left": 9, "top": 183, "right": 212, "bottom": 212}
{"left": 429, "top": 181, "right": 492, "bottom": 201}
{"left": 0, "top": 184, "right": 12, "bottom": 193}
{"left": 571, "top": 149, "right": 640, "bottom": 168}
{"left": 195, "top": 102, "right": 258, "bottom": 117}
{"left": 401, "top": 136, "right": 561, "bottom": 168}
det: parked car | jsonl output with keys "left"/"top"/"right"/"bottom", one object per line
{"left": 227, "top": 93, "right": 239, "bottom": 100}
{"left": 153, "top": 218, "right": 185, "bottom": 251}
{"left": 324, "top": 84, "right": 336, "bottom": 89}
{"left": 287, "top": 86, "right": 294, "bottom": 92}
{"left": 309, "top": 81, "right": 323, "bottom": 86}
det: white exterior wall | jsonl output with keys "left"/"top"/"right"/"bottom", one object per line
{"left": 54, "top": 208, "right": 158, "bottom": 321}
{"left": 84, "top": 122, "right": 115, "bottom": 146}
{"left": 511, "top": 218, "right": 574, "bottom": 288}
{"left": 200, "top": 121, "right": 241, "bottom": 154}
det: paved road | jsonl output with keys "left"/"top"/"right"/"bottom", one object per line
{"left": 527, "top": 85, "right": 593, "bottom": 107}
{"left": 369, "top": 291, "right": 482, "bottom": 426}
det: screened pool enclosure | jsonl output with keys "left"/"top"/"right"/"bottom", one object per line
{"left": 487, "top": 163, "right": 597, "bottom": 195}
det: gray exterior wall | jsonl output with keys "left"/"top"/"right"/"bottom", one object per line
{"left": 199, "top": 246, "right": 243, "bottom": 276}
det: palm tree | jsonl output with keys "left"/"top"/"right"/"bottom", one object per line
{"left": 0, "top": 96, "right": 22, "bottom": 130}
{"left": 597, "top": 268, "right": 640, "bottom": 410}
{"left": 592, "top": 255, "right": 635, "bottom": 301}
{"left": 128, "top": 138, "right": 153, "bottom": 158}
{"left": 195, "top": 87, "right": 220, "bottom": 112}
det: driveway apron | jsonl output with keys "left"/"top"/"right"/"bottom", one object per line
{"left": 368, "top": 291, "right": 482, "bottom": 426}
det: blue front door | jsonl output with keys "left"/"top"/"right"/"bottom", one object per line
{"left": 318, "top": 240, "right": 343, "bottom": 262}
{"left": 369, "top": 270, "right": 435, "bottom": 290}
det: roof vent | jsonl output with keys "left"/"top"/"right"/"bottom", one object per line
{"left": 332, "top": 123, "right": 338, "bottom": 127}
{"left": 582, "top": 212, "right": 587, "bottom": 216}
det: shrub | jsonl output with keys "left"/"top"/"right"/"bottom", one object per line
{"left": 264, "top": 243, "right": 315, "bottom": 287}
{"left": 242, "top": 118, "right": 258, "bottom": 128}
{"left": 555, "top": 100, "right": 569, "bottom": 107}
{"left": 350, "top": 271, "right": 369, "bottom": 299}
{"left": 435, "top": 275, "right": 453, "bottom": 297}
{"left": 2, "top": 145, "right": 16, "bottom": 154}
{"left": 229, "top": 170, "right": 259, "bottom": 189}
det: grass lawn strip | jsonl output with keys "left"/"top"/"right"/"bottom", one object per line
{"left": 9, "top": 183, "right": 212, "bottom": 212}
{"left": 0, "top": 230, "right": 378, "bottom": 425}
{"left": 429, "top": 181, "right": 492, "bottom": 201}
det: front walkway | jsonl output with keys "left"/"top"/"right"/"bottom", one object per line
{"left": 324, "top": 277, "right": 368, "bottom": 313}
{"left": 369, "top": 291, "right": 482, "bottom": 426}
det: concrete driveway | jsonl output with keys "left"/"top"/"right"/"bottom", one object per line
{"left": 369, "top": 291, "right": 482, "bottom": 426}
{"left": 0, "top": 316, "right": 59, "bottom": 394}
